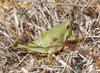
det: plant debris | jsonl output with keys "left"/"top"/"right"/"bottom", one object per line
{"left": 0, "top": 0, "right": 100, "bottom": 73}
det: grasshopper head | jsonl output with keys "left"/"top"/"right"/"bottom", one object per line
{"left": 65, "top": 17, "right": 73, "bottom": 39}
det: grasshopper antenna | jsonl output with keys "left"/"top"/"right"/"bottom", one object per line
{"left": 73, "top": 14, "right": 84, "bottom": 32}
{"left": 73, "top": 14, "right": 84, "bottom": 21}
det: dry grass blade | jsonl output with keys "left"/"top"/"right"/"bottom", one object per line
{"left": 0, "top": 0, "right": 100, "bottom": 73}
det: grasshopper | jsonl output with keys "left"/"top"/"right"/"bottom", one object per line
{"left": 17, "top": 17, "right": 74, "bottom": 64}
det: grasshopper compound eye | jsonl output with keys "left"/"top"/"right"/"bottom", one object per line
{"left": 66, "top": 25, "right": 69, "bottom": 30}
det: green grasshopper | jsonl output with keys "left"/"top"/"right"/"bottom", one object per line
{"left": 17, "top": 17, "right": 74, "bottom": 64}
